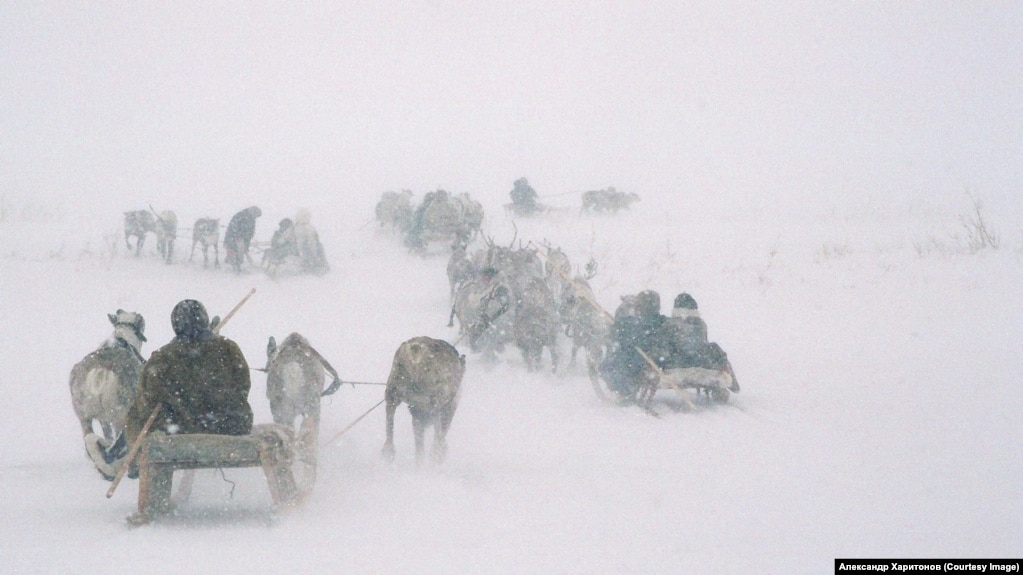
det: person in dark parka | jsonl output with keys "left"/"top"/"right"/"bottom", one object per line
{"left": 650, "top": 292, "right": 709, "bottom": 369}
{"left": 600, "top": 290, "right": 666, "bottom": 398}
{"left": 509, "top": 177, "right": 540, "bottom": 216}
{"left": 124, "top": 299, "right": 253, "bottom": 444}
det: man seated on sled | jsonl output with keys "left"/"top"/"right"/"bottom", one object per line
{"left": 509, "top": 177, "right": 541, "bottom": 216}
{"left": 88, "top": 300, "right": 255, "bottom": 501}
{"left": 650, "top": 292, "right": 739, "bottom": 393}
{"left": 599, "top": 290, "right": 666, "bottom": 399}
{"left": 650, "top": 292, "right": 707, "bottom": 368}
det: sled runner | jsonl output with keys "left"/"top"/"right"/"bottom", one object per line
{"left": 590, "top": 354, "right": 739, "bottom": 413}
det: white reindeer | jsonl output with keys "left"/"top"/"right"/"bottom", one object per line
{"left": 69, "top": 310, "right": 147, "bottom": 478}
{"left": 265, "top": 333, "right": 341, "bottom": 489}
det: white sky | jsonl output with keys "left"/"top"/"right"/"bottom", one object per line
{"left": 3, "top": 3, "right": 1021, "bottom": 222}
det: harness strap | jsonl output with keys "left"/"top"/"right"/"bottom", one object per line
{"left": 113, "top": 336, "right": 147, "bottom": 364}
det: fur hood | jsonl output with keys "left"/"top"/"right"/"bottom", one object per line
{"left": 671, "top": 307, "right": 701, "bottom": 320}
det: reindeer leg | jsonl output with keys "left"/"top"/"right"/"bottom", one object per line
{"left": 410, "top": 409, "right": 428, "bottom": 468}
{"left": 381, "top": 399, "right": 398, "bottom": 462}
{"left": 433, "top": 402, "right": 456, "bottom": 465}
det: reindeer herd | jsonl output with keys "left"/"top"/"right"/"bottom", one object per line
{"left": 374, "top": 185, "right": 737, "bottom": 412}
{"left": 375, "top": 187, "right": 630, "bottom": 382}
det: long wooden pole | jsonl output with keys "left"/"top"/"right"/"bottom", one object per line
{"left": 214, "top": 288, "right": 256, "bottom": 334}
{"left": 105, "top": 404, "right": 161, "bottom": 498}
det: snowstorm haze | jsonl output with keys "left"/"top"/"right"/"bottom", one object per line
{"left": 4, "top": 3, "right": 1021, "bottom": 223}
{"left": 3, "top": 4, "right": 1022, "bottom": 573}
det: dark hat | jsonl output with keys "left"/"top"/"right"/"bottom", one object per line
{"left": 171, "top": 299, "right": 210, "bottom": 339}
{"left": 635, "top": 290, "right": 661, "bottom": 317}
{"left": 674, "top": 293, "right": 698, "bottom": 310}
{"left": 481, "top": 267, "right": 498, "bottom": 278}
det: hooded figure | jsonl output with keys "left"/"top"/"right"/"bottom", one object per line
{"left": 292, "top": 208, "right": 329, "bottom": 274}
{"left": 651, "top": 292, "right": 710, "bottom": 369}
{"left": 264, "top": 218, "right": 297, "bottom": 273}
{"left": 124, "top": 299, "right": 253, "bottom": 445}
{"left": 600, "top": 290, "right": 666, "bottom": 397}
{"left": 509, "top": 177, "right": 540, "bottom": 215}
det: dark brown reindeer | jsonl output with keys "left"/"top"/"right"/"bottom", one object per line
{"left": 123, "top": 210, "right": 157, "bottom": 256}
{"left": 513, "top": 276, "right": 561, "bottom": 373}
{"left": 382, "top": 337, "right": 465, "bottom": 466}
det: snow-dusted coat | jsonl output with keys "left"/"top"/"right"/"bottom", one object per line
{"left": 651, "top": 308, "right": 709, "bottom": 368}
{"left": 125, "top": 333, "right": 253, "bottom": 445}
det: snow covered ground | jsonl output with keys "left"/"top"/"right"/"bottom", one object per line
{"left": 1, "top": 192, "right": 1020, "bottom": 573}
{"left": 3, "top": 3, "right": 1021, "bottom": 573}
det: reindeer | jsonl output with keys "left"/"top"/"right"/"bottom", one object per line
{"left": 224, "top": 206, "right": 262, "bottom": 273}
{"left": 265, "top": 333, "right": 341, "bottom": 489}
{"left": 123, "top": 210, "right": 157, "bottom": 256}
{"left": 446, "top": 239, "right": 478, "bottom": 309}
{"left": 540, "top": 241, "right": 572, "bottom": 308}
{"left": 382, "top": 337, "right": 465, "bottom": 466}
{"left": 375, "top": 190, "right": 414, "bottom": 233}
{"left": 581, "top": 187, "right": 641, "bottom": 214}
{"left": 69, "top": 310, "right": 147, "bottom": 477}
{"left": 559, "top": 276, "right": 613, "bottom": 378}
{"left": 189, "top": 218, "right": 220, "bottom": 268}
{"left": 153, "top": 210, "right": 177, "bottom": 264}
{"left": 453, "top": 192, "right": 484, "bottom": 240}
{"left": 513, "top": 276, "right": 561, "bottom": 372}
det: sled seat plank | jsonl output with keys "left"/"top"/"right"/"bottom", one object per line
{"left": 134, "top": 424, "right": 296, "bottom": 522}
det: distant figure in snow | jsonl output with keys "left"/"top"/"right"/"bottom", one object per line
{"left": 292, "top": 208, "right": 329, "bottom": 274}
{"left": 509, "top": 177, "right": 540, "bottom": 216}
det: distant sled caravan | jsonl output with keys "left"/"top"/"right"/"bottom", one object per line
{"left": 382, "top": 336, "right": 465, "bottom": 466}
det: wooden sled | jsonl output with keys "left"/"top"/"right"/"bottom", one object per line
{"left": 129, "top": 424, "right": 297, "bottom": 525}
